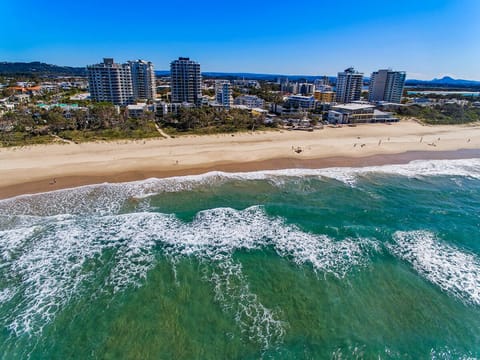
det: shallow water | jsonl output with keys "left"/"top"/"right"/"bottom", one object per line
{"left": 1, "top": 159, "right": 480, "bottom": 358}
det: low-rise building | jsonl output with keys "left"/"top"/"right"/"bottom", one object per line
{"left": 328, "top": 103, "right": 375, "bottom": 124}
{"left": 314, "top": 91, "right": 335, "bottom": 103}
{"left": 251, "top": 107, "right": 268, "bottom": 116}
{"left": 127, "top": 103, "right": 156, "bottom": 117}
{"left": 372, "top": 109, "right": 399, "bottom": 123}
{"left": 156, "top": 101, "right": 195, "bottom": 115}
{"left": 215, "top": 80, "right": 233, "bottom": 109}
{"left": 234, "top": 95, "right": 265, "bottom": 109}
{"left": 328, "top": 103, "right": 398, "bottom": 123}
{"left": 231, "top": 104, "right": 250, "bottom": 111}
{"left": 375, "top": 102, "right": 405, "bottom": 111}
{"left": 285, "top": 95, "right": 316, "bottom": 110}
{"left": 13, "top": 94, "right": 30, "bottom": 103}
{"left": 413, "top": 98, "right": 433, "bottom": 106}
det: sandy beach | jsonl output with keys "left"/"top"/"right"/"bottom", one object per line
{"left": 1, "top": 120, "right": 480, "bottom": 199}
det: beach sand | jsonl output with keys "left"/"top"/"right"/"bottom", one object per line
{"left": 1, "top": 120, "right": 480, "bottom": 199}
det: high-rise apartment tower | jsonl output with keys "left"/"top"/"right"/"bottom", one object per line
{"left": 170, "top": 57, "right": 202, "bottom": 105}
{"left": 368, "top": 69, "right": 406, "bottom": 103}
{"left": 87, "top": 58, "right": 134, "bottom": 106}
{"left": 335, "top": 67, "right": 363, "bottom": 103}
{"left": 129, "top": 60, "right": 156, "bottom": 101}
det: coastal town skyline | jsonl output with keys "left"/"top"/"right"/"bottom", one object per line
{"left": 1, "top": 0, "right": 479, "bottom": 80}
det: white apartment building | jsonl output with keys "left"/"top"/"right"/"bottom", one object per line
{"left": 129, "top": 60, "right": 156, "bottom": 101}
{"left": 215, "top": 80, "right": 233, "bottom": 109}
{"left": 87, "top": 58, "right": 134, "bottom": 106}
{"left": 368, "top": 69, "right": 406, "bottom": 103}
{"left": 234, "top": 95, "right": 265, "bottom": 109}
{"left": 335, "top": 67, "right": 363, "bottom": 104}
{"left": 170, "top": 57, "right": 202, "bottom": 106}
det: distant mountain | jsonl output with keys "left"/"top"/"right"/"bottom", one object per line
{"left": 430, "top": 76, "right": 480, "bottom": 86}
{"left": 406, "top": 76, "right": 480, "bottom": 88}
{"left": 0, "top": 62, "right": 86, "bottom": 76}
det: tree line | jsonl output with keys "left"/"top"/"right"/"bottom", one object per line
{"left": 0, "top": 102, "right": 158, "bottom": 146}
{"left": 396, "top": 103, "right": 480, "bottom": 124}
{"left": 160, "top": 107, "right": 274, "bottom": 134}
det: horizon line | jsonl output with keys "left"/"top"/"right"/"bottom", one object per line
{"left": 1, "top": 60, "right": 480, "bottom": 82}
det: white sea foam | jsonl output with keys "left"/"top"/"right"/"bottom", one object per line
{"left": 331, "top": 345, "right": 477, "bottom": 359}
{"left": 0, "top": 226, "right": 40, "bottom": 261}
{"left": 0, "top": 214, "right": 158, "bottom": 335}
{"left": 0, "top": 206, "right": 375, "bottom": 340}
{"left": 208, "top": 257, "right": 285, "bottom": 349}
{"left": 388, "top": 231, "right": 480, "bottom": 306}
{"left": 155, "top": 206, "right": 374, "bottom": 277}
{"left": 0, "top": 288, "right": 15, "bottom": 304}
{"left": 331, "top": 344, "right": 367, "bottom": 359}
{"left": 430, "top": 347, "right": 478, "bottom": 360}
{"left": 1, "top": 158, "right": 480, "bottom": 217}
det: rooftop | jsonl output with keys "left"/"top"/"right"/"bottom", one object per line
{"left": 332, "top": 103, "right": 375, "bottom": 111}
{"left": 373, "top": 109, "right": 392, "bottom": 116}
{"left": 288, "top": 95, "right": 315, "bottom": 100}
{"left": 127, "top": 103, "right": 147, "bottom": 110}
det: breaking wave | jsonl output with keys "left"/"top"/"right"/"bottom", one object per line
{"left": 1, "top": 158, "right": 480, "bottom": 216}
{"left": 0, "top": 206, "right": 375, "bottom": 344}
{"left": 388, "top": 230, "right": 480, "bottom": 306}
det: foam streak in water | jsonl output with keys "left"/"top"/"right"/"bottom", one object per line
{"left": 389, "top": 230, "right": 480, "bottom": 306}
{"left": 0, "top": 206, "right": 375, "bottom": 339}
{"left": 0, "top": 214, "right": 157, "bottom": 335}
{"left": 209, "top": 257, "right": 285, "bottom": 349}
{"left": 2, "top": 158, "right": 480, "bottom": 217}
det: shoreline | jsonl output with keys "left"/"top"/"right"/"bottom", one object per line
{"left": 1, "top": 149, "right": 480, "bottom": 200}
{"left": 1, "top": 120, "right": 480, "bottom": 199}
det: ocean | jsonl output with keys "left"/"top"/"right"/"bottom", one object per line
{"left": 1, "top": 158, "right": 480, "bottom": 359}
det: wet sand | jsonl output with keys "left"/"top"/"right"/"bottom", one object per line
{"left": 1, "top": 121, "right": 480, "bottom": 199}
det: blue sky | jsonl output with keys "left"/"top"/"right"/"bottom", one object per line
{"left": 1, "top": 0, "right": 479, "bottom": 79}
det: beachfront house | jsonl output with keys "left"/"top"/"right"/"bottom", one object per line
{"left": 328, "top": 104, "right": 399, "bottom": 124}
{"left": 328, "top": 104, "right": 375, "bottom": 124}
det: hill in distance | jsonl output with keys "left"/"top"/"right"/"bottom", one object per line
{"left": 0, "top": 62, "right": 85, "bottom": 76}
{"left": 406, "top": 76, "right": 480, "bottom": 88}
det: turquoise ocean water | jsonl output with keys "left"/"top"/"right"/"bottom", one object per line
{"left": 1, "top": 158, "right": 480, "bottom": 359}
